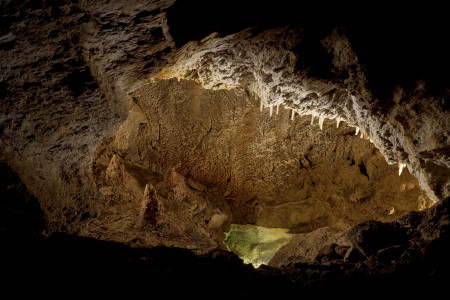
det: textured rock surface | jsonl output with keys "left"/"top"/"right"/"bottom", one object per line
{"left": 1, "top": 0, "right": 446, "bottom": 235}
{"left": 268, "top": 227, "right": 350, "bottom": 267}
{"left": 156, "top": 26, "right": 450, "bottom": 203}
{"left": 84, "top": 78, "right": 432, "bottom": 249}
{"left": 0, "top": 0, "right": 175, "bottom": 233}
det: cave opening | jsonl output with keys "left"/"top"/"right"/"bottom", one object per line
{"left": 90, "top": 78, "right": 433, "bottom": 267}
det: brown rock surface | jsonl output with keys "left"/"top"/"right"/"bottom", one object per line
{"left": 85, "top": 78, "right": 433, "bottom": 248}
{"left": 268, "top": 227, "right": 350, "bottom": 267}
{"left": 0, "top": 0, "right": 444, "bottom": 239}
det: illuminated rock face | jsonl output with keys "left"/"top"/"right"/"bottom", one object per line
{"left": 86, "top": 78, "right": 432, "bottom": 250}
{"left": 155, "top": 27, "right": 449, "bottom": 203}
{"left": 223, "top": 224, "right": 294, "bottom": 267}
{"left": 268, "top": 227, "right": 350, "bottom": 267}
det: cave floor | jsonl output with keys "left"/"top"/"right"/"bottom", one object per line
{"left": 1, "top": 227, "right": 448, "bottom": 298}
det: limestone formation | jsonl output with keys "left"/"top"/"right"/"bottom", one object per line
{"left": 268, "top": 227, "right": 350, "bottom": 267}
{"left": 155, "top": 26, "right": 449, "bottom": 203}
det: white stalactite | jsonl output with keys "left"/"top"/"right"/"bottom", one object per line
{"left": 276, "top": 104, "right": 280, "bottom": 115}
{"left": 319, "top": 116, "right": 325, "bottom": 130}
{"left": 360, "top": 131, "right": 364, "bottom": 138}
{"left": 355, "top": 127, "right": 360, "bottom": 136}
{"left": 291, "top": 109, "right": 295, "bottom": 120}
{"left": 398, "top": 163, "right": 406, "bottom": 176}
{"left": 269, "top": 105, "right": 273, "bottom": 117}
{"left": 311, "top": 114, "right": 315, "bottom": 125}
{"left": 336, "top": 117, "right": 342, "bottom": 128}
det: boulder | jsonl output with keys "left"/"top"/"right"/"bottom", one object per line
{"left": 346, "top": 220, "right": 407, "bottom": 258}
{"left": 376, "top": 245, "right": 407, "bottom": 264}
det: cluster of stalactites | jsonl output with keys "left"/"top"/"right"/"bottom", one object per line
{"left": 258, "top": 97, "right": 408, "bottom": 177}
{"left": 259, "top": 97, "right": 369, "bottom": 137}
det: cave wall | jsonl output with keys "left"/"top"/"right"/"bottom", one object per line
{"left": 0, "top": 0, "right": 175, "bottom": 232}
{"left": 0, "top": 0, "right": 448, "bottom": 242}
{"left": 83, "top": 78, "right": 432, "bottom": 249}
{"left": 154, "top": 26, "right": 449, "bottom": 203}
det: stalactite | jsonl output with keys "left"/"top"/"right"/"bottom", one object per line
{"left": 336, "top": 117, "right": 342, "bottom": 128}
{"left": 319, "top": 116, "right": 325, "bottom": 130}
{"left": 398, "top": 163, "right": 407, "bottom": 176}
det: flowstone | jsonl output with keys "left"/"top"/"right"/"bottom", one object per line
{"left": 223, "top": 224, "right": 295, "bottom": 267}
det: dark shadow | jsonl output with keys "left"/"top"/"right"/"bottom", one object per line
{"left": 0, "top": 161, "right": 45, "bottom": 233}
{"left": 166, "top": 1, "right": 449, "bottom": 99}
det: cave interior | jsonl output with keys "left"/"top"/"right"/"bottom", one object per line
{"left": 0, "top": 0, "right": 449, "bottom": 297}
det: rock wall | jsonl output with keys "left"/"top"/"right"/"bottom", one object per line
{"left": 270, "top": 197, "right": 450, "bottom": 291}
{"left": 0, "top": 0, "right": 175, "bottom": 232}
{"left": 154, "top": 26, "right": 450, "bottom": 203}
{"left": 0, "top": 0, "right": 448, "bottom": 247}
{"left": 84, "top": 78, "right": 432, "bottom": 249}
